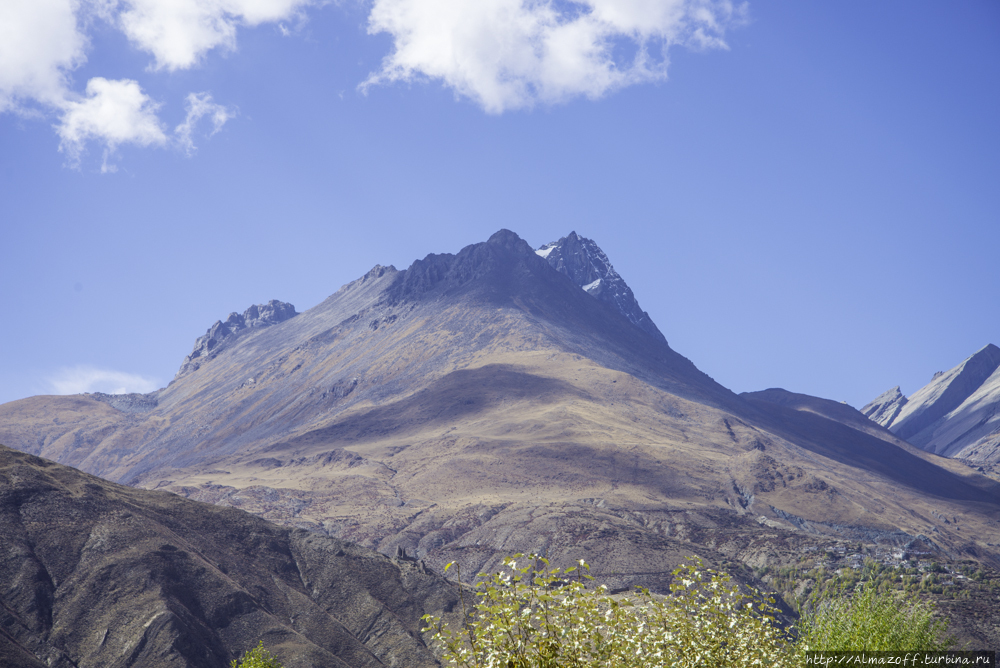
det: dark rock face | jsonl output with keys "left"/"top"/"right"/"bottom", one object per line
{"left": 386, "top": 229, "right": 541, "bottom": 304}
{"left": 536, "top": 232, "right": 667, "bottom": 345}
{"left": 0, "top": 445, "right": 457, "bottom": 668}
{"left": 176, "top": 300, "right": 297, "bottom": 377}
{"left": 861, "top": 386, "right": 909, "bottom": 428}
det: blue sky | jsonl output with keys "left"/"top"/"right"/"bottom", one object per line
{"left": 1, "top": 1, "right": 998, "bottom": 410}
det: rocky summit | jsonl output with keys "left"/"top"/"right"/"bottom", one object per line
{"left": 864, "top": 344, "right": 1000, "bottom": 462}
{"left": 3, "top": 230, "right": 1000, "bottom": 658}
{"left": 536, "top": 231, "right": 667, "bottom": 344}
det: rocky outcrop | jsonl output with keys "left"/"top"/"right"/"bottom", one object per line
{"left": 89, "top": 391, "right": 159, "bottom": 414}
{"left": 861, "top": 386, "right": 909, "bottom": 428}
{"left": 536, "top": 232, "right": 667, "bottom": 345}
{"left": 176, "top": 300, "right": 297, "bottom": 377}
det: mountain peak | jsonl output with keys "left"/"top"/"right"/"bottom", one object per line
{"left": 385, "top": 229, "right": 542, "bottom": 304}
{"left": 860, "top": 385, "right": 909, "bottom": 428}
{"left": 487, "top": 228, "right": 535, "bottom": 255}
{"left": 979, "top": 343, "right": 1000, "bottom": 357}
{"left": 536, "top": 232, "right": 667, "bottom": 345}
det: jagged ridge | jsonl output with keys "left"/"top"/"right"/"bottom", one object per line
{"left": 176, "top": 299, "right": 297, "bottom": 378}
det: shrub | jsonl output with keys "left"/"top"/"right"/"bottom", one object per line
{"left": 230, "top": 641, "right": 284, "bottom": 668}
{"left": 421, "top": 554, "right": 795, "bottom": 668}
{"left": 795, "top": 581, "right": 954, "bottom": 652}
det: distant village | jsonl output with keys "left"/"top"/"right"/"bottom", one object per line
{"left": 801, "top": 543, "right": 974, "bottom": 586}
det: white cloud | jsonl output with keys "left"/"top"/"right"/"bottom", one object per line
{"left": 57, "top": 77, "right": 169, "bottom": 171}
{"left": 0, "top": 0, "right": 89, "bottom": 112}
{"left": 48, "top": 365, "right": 161, "bottom": 395}
{"left": 175, "top": 91, "right": 236, "bottom": 155}
{"left": 3, "top": 0, "right": 746, "bottom": 165}
{"left": 363, "top": 0, "right": 746, "bottom": 113}
{"left": 1, "top": 0, "right": 298, "bottom": 167}
{"left": 116, "top": 0, "right": 318, "bottom": 71}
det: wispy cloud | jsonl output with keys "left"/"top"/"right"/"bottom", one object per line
{"left": 362, "top": 0, "right": 747, "bottom": 113}
{"left": 175, "top": 91, "right": 235, "bottom": 156}
{"left": 47, "top": 365, "right": 161, "bottom": 395}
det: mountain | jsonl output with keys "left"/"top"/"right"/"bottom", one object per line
{"left": 2, "top": 229, "right": 1000, "bottom": 609}
{"left": 863, "top": 344, "right": 1000, "bottom": 462}
{"left": 0, "top": 444, "right": 458, "bottom": 668}
{"left": 535, "top": 232, "right": 667, "bottom": 344}
{"left": 861, "top": 386, "right": 908, "bottom": 428}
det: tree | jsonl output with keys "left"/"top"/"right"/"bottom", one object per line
{"left": 230, "top": 641, "right": 284, "bottom": 668}
{"left": 794, "top": 581, "right": 954, "bottom": 652}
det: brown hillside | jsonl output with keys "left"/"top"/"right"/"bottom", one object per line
{"left": 0, "top": 445, "right": 458, "bottom": 668}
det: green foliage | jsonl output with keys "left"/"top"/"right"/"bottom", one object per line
{"left": 230, "top": 641, "right": 284, "bottom": 668}
{"left": 423, "top": 554, "right": 962, "bottom": 667}
{"left": 422, "top": 554, "right": 795, "bottom": 668}
{"left": 795, "top": 581, "right": 954, "bottom": 653}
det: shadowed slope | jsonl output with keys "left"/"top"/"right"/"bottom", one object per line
{"left": 741, "top": 393, "right": 999, "bottom": 505}
{"left": 744, "top": 388, "right": 900, "bottom": 442}
{"left": 0, "top": 444, "right": 458, "bottom": 668}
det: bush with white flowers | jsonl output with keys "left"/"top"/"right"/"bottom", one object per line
{"left": 422, "top": 554, "right": 795, "bottom": 668}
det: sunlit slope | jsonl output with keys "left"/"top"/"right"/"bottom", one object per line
{"left": 863, "top": 344, "right": 1000, "bottom": 463}
{"left": 152, "top": 347, "right": 999, "bottom": 560}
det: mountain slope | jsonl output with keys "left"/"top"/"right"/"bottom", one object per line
{"left": 742, "top": 388, "right": 907, "bottom": 445}
{"left": 893, "top": 345, "right": 1000, "bottom": 444}
{"left": 0, "top": 444, "right": 457, "bottom": 668}
{"left": 864, "top": 344, "right": 1000, "bottom": 462}
{"left": 2, "top": 229, "right": 1000, "bottom": 591}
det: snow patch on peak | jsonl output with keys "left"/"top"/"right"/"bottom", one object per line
{"left": 536, "top": 233, "right": 667, "bottom": 345}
